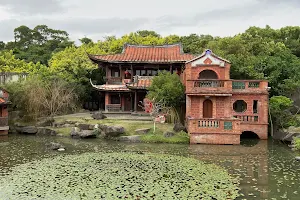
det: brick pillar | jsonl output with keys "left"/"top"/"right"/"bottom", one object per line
{"left": 105, "top": 92, "right": 109, "bottom": 112}
{"left": 121, "top": 94, "right": 125, "bottom": 111}
{"left": 134, "top": 91, "right": 137, "bottom": 112}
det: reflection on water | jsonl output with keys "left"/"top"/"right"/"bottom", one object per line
{"left": 0, "top": 135, "right": 299, "bottom": 200}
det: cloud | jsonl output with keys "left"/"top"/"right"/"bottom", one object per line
{"left": 0, "top": 0, "right": 299, "bottom": 42}
{"left": 0, "top": 0, "right": 64, "bottom": 14}
{"left": 0, "top": 17, "right": 150, "bottom": 42}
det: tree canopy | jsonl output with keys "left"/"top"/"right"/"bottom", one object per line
{"left": 147, "top": 71, "right": 185, "bottom": 108}
{"left": 2, "top": 25, "right": 73, "bottom": 65}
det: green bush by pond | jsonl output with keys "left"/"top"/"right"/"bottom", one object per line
{"left": 294, "top": 138, "right": 300, "bottom": 150}
{"left": 140, "top": 131, "right": 189, "bottom": 144}
{"left": 0, "top": 152, "right": 240, "bottom": 199}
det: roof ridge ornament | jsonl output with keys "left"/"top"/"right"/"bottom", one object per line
{"left": 205, "top": 49, "right": 212, "bottom": 55}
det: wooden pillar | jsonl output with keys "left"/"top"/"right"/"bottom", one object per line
{"left": 134, "top": 90, "right": 137, "bottom": 112}
{"left": 131, "top": 64, "right": 134, "bottom": 82}
{"left": 105, "top": 65, "right": 109, "bottom": 84}
{"left": 121, "top": 93, "right": 125, "bottom": 111}
{"left": 119, "top": 64, "right": 122, "bottom": 80}
{"left": 170, "top": 64, "right": 173, "bottom": 74}
{"left": 130, "top": 92, "right": 133, "bottom": 111}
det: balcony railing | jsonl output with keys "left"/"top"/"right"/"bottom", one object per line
{"left": 186, "top": 80, "right": 232, "bottom": 94}
{"left": 187, "top": 118, "right": 241, "bottom": 134}
{"left": 106, "top": 104, "right": 121, "bottom": 112}
{"left": 234, "top": 115, "right": 259, "bottom": 123}
{"left": 193, "top": 80, "right": 225, "bottom": 88}
{"left": 0, "top": 117, "right": 8, "bottom": 126}
{"left": 106, "top": 77, "right": 122, "bottom": 84}
{"left": 186, "top": 79, "right": 268, "bottom": 94}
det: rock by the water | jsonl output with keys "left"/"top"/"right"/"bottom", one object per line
{"left": 57, "top": 148, "right": 65, "bottom": 151}
{"left": 62, "top": 124, "right": 72, "bottom": 128}
{"left": 119, "top": 135, "right": 141, "bottom": 142}
{"left": 37, "top": 128, "right": 57, "bottom": 136}
{"left": 92, "top": 111, "right": 107, "bottom": 120}
{"left": 47, "top": 142, "right": 65, "bottom": 150}
{"left": 78, "top": 124, "right": 93, "bottom": 130}
{"left": 135, "top": 128, "right": 151, "bottom": 135}
{"left": 64, "top": 120, "right": 78, "bottom": 125}
{"left": 295, "top": 156, "right": 300, "bottom": 161}
{"left": 275, "top": 127, "right": 300, "bottom": 142}
{"left": 173, "top": 123, "right": 187, "bottom": 133}
{"left": 36, "top": 117, "right": 54, "bottom": 127}
{"left": 17, "top": 126, "right": 38, "bottom": 134}
{"left": 70, "top": 127, "right": 81, "bottom": 138}
{"left": 164, "top": 131, "right": 175, "bottom": 138}
{"left": 98, "top": 124, "right": 125, "bottom": 138}
{"left": 80, "top": 130, "right": 97, "bottom": 138}
{"left": 52, "top": 122, "right": 65, "bottom": 128}
{"left": 70, "top": 127, "right": 97, "bottom": 138}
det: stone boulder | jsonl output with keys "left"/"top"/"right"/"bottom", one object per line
{"left": 47, "top": 142, "right": 65, "bottom": 150}
{"left": 173, "top": 123, "right": 187, "bottom": 133}
{"left": 37, "top": 128, "right": 57, "bottom": 136}
{"left": 36, "top": 117, "right": 55, "bottom": 127}
{"left": 164, "top": 131, "right": 175, "bottom": 138}
{"left": 16, "top": 126, "right": 38, "bottom": 134}
{"left": 52, "top": 122, "right": 65, "bottom": 128}
{"left": 92, "top": 111, "right": 107, "bottom": 120}
{"left": 135, "top": 128, "right": 151, "bottom": 135}
{"left": 275, "top": 127, "right": 300, "bottom": 142}
{"left": 77, "top": 123, "right": 94, "bottom": 130}
{"left": 295, "top": 157, "right": 300, "bottom": 161}
{"left": 70, "top": 127, "right": 97, "bottom": 138}
{"left": 119, "top": 135, "right": 141, "bottom": 143}
{"left": 97, "top": 124, "right": 125, "bottom": 138}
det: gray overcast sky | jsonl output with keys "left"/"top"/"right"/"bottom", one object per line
{"left": 0, "top": 0, "right": 299, "bottom": 42}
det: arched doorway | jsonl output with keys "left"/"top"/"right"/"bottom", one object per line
{"left": 198, "top": 70, "right": 218, "bottom": 79}
{"left": 241, "top": 131, "right": 259, "bottom": 139}
{"left": 240, "top": 131, "right": 259, "bottom": 146}
{"left": 203, "top": 99, "right": 213, "bottom": 118}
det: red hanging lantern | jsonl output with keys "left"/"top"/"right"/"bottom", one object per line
{"left": 125, "top": 70, "right": 129, "bottom": 75}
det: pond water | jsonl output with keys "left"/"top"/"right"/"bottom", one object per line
{"left": 0, "top": 134, "right": 299, "bottom": 200}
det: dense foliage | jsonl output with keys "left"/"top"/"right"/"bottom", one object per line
{"left": 3, "top": 25, "right": 73, "bottom": 65}
{"left": 147, "top": 71, "right": 185, "bottom": 108}
{"left": 269, "top": 96, "right": 299, "bottom": 128}
{"left": 4, "top": 77, "right": 79, "bottom": 120}
{"left": 0, "top": 152, "right": 240, "bottom": 199}
{"left": 294, "top": 138, "right": 300, "bottom": 150}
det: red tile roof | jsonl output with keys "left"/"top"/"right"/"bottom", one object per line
{"left": 91, "top": 84, "right": 130, "bottom": 91}
{"left": 89, "top": 44, "right": 195, "bottom": 63}
{"left": 126, "top": 78, "right": 152, "bottom": 89}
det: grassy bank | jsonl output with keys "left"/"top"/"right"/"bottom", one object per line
{"left": 51, "top": 116, "right": 189, "bottom": 144}
{"left": 294, "top": 138, "right": 300, "bottom": 150}
{"left": 140, "top": 131, "right": 189, "bottom": 144}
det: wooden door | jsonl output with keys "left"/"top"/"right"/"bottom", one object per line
{"left": 203, "top": 99, "right": 213, "bottom": 118}
{"left": 124, "top": 94, "right": 132, "bottom": 111}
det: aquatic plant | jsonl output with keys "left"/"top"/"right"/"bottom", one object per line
{"left": 294, "top": 138, "right": 300, "bottom": 150}
{"left": 0, "top": 152, "right": 240, "bottom": 199}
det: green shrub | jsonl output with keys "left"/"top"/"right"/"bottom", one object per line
{"left": 294, "top": 138, "right": 300, "bottom": 150}
{"left": 141, "top": 131, "right": 189, "bottom": 144}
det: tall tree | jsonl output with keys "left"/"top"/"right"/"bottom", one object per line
{"left": 7, "top": 25, "right": 74, "bottom": 65}
{"left": 79, "top": 37, "right": 93, "bottom": 45}
{"left": 0, "top": 41, "right": 5, "bottom": 51}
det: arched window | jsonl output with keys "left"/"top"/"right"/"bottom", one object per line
{"left": 198, "top": 70, "right": 218, "bottom": 79}
{"left": 233, "top": 100, "right": 247, "bottom": 113}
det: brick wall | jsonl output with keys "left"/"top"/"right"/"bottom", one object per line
{"left": 231, "top": 94, "right": 269, "bottom": 125}
{"left": 184, "top": 62, "right": 231, "bottom": 81}
{"left": 190, "top": 134, "right": 240, "bottom": 144}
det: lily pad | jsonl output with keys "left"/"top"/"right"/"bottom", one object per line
{"left": 0, "top": 152, "right": 239, "bottom": 199}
